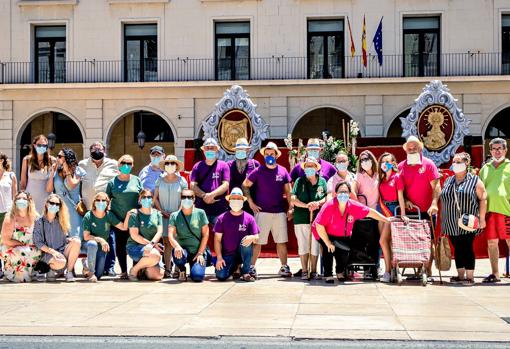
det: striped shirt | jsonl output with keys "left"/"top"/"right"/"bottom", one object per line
{"left": 33, "top": 216, "right": 68, "bottom": 253}
{"left": 440, "top": 173, "right": 480, "bottom": 236}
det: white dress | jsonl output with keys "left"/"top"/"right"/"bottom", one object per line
{"left": 26, "top": 165, "right": 50, "bottom": 215}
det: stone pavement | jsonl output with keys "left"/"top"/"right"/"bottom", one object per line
{"left": 0, "top": 258, "right": 509, "bottom": 342}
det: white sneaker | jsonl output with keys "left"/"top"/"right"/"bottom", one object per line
{"left": 33, "top": 272, "right": 47, "bottom": 282}
{"left": 380, "top": 272, "right": 391, "bottom": 283}
{"left": 46, "top": 270, "right": 57, "bottom": 282}
{"left": 65, "top": 271, "right": 76, "bottom": 282}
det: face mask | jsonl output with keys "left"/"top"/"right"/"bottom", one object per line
{"left": 182, "top": 198, "right": 194, "bottom": 209}
{"left": 90, "top": 150, "right": 104, "bottom": 161}
{"left": 452, "top": 163, "right": 467, "bottom": 174}
{"left": 165, "top": 164, "right": 176, "bottom": 174}
{"left": 493, "top": 156, "right": 505, "bottom": 163}
{"left": 304, "top": 167, "right": 316, "bottom": 177}
{"left": 119, "top": 164, "right": 132, "bottom": 174}
{"left": 229, "top": 199, "right": 244, "bottom": 212}
{"left": 15, "top": 199, "right": 28, "bottom": 210}
{"left": 265, "top": 155, "right": 276, "bottom": 166}
{"left": 151, "top": 156, "right": 162, "bottom": 166}
{"left": 48, "top": 205, "right": 60, "bottom": 214}
{"left": 307, "top": 150, "right": 320, "bottom": 159}
{"left": 35, "top": 145, "right": 47, "bottom": 155}
{"left": 335, "top": 163, "right": 348, "bottom": 171}
{"left": 337, "top": 193, "right": 350, "bottom": 203}
{"left": 95, "top": 201, "right": 107, "bottom": 212}
{"left": 381, "top": 162, "right": 393, "bottom": 172}
{"left": 235, "top": 150, "right": 247, "bottom": 160}
{"left": 361, "top": 160, "right": 372, "bottom": 172}
{"left": 407, "top": 153, "right": 422, "bottom": 165}
{"left": 141, "top": 198, "right": 152, "bottom": 208}
{"left": 204, "top": 151, "right": 217, "bottom": 161}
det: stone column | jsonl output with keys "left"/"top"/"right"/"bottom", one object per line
{"left": 0, "top": 100, "right": 14, "bottom": 169}
{"left": 85, "top": 100, "right": 103, "bottom": 157}
{"left": 364, "top": 95, "right": 384, "bottom": 137}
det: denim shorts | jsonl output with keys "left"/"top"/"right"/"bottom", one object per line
{"left": 126, "top": 244, "right": 145, "bottom": 262}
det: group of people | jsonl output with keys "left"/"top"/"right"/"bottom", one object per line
{"left": 0, "top": 132, "right": 509, "bottom": 286}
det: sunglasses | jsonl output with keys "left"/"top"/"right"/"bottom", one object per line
{"left": 360, "top": 158, "right": 370, "bottom": 162}
{"left": 165, "top": 162, "right": 177, "bottom": 165}
{"left": 181, "top": 195, "right": 194, "bottom": 200}
{"left": 57, "top": 154, "right": 64, "bottom": 159}
{"left": 47, "top": 201, "right": 61, "bottom": 207}
{"left": 35, "top": 144, "right": 48, "bottom": 148}
{"left": 120, "top": 161, "right": 133, "bottom": 166}
{"left": 141, "top": 195, "right": 152, "bottom": 199}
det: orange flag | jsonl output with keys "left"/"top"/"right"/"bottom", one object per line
{"left": 347, "top": 16, "right": 356, "bottom": 57}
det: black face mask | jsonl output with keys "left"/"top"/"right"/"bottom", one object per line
{"left": 90, "top": 150, "right": 105, "bottom": 161}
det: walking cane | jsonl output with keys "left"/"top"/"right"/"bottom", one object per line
{"left": 308, "top": 210, "right": 314, "bottom": 280}
{"left": 431, "top": 215, "right": 443, "bottom": 285}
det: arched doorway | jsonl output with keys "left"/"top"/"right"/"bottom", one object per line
{"left": 293, "top": 107, "right": 352, "bottom": 140}
{"left": 484, "top": 106, "right": 510, "bottom": 154}
{"left": 386, "top": 109, "right": 410, "bottom": 140}
{"left": 107, "top": 110, "right": 175, "bottom": 174}
{"left": 19, "top": 111, "right": 84, "bottom": 169}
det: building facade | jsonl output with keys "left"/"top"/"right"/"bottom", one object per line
{"left": 1, "top": 0, "right": 510, "bottom": 173}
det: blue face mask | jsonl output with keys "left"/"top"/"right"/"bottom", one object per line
{"left": 48, "top": 204, "right": 60, "bottom": 214}
{"left": 141, "top": 198, "right": 152, "bottom": 208}
{"left": 382, "top": 162, "right": 393, "bottom": 172}
{"left": 304, "top": 167, "right": 316, "bottom": 177}
{"left": 150, "top": 156, "right": 162, "bottom": 166}
{"left": 35, "top": 145, "right": 48, "bottom": 155}
{"left": 119, "top": 164, "right": 132, "bottom": 175}
{"left": 308, "top": 150, "right": 320, "bottom": 159}
{"left": 337, "top": 193, "right": 350, "bottom": 203}
{"left": 204, "top": 151, "right": 217, "bottom": 161}
{"left": 335, "top": 163, "right": 348, "bottom": 171}
{"left": 265, "top": 155, "right": 276, "bottom": 165}
{"left": 95, "top": 201, "right": 107, "bottom": 212}
{"left": 235, "top": 150, "right": 247, "bottom": 160}
{"left": 182, "top": 198, "right": 194, "bottom": 209}
{"left": 15, "top": 199, "right": 28, "bottom": 210}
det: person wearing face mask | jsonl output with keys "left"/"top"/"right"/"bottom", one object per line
{"left": 440, "top": 153, "right": 486, "bottom": 286}
{"left": 154, "top": 155, "right": 188, "bottom": 277}
{"left": 21, "top": 135, "right": 56, "bottom": 214}
{"left": 138, "top": 146, "right": 165, "bottom": 193}
{"left": 168, "top": 189, "right": 210, "bottom": 282}
{"left": 126, "top": 189, "right": 164, "bottom": 281}
{"left": 190, "top": 138, "right": 230, "bottom": 225}
{"left": 291, "top": 158, "right": 327, "bottom": 280}
{"left": 33, "top": 194, "right": 81, "bottom": 282}
{"left": 243, "top": 142, "right": 293, "bottom": 278}
{"left": 313, "top": 182, "right": 390, "bottom": 283}
{"left": 353, "top": 150, "right": 380, "bottom": 209}
{"left": 479, "top": 138, "right": 510, "bottom": 283}
{"left": 82, "top": 192, "right": 132, "bottom": 282}
{"left": 0, "top": 153, "right": 17, "bottom": 278}
{"left": 327, "top": 151, "right": 356, "bottom": 200}
{"left": 1, "top": 191, "right": 41, "bottom": 282}
{"left": 105, "top": 154, "right": 143, "bottom": 279}
{"left": 214, "top": 187, "right": 259, "bottom": 282}
{"left": 290, "top": 138, "right": 337, "bottom": 182}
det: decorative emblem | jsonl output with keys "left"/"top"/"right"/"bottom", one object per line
{"left": 317, "top": 186, "right": 324, "bottom": 196}
{"left": 202, "top": 85, "right": 269, "bottom": 160}
{"left": 401, "top": 80, "right": 471, "bottom": 166}
{"left": 347, "top": 215, "right": 354, "bottom": 223}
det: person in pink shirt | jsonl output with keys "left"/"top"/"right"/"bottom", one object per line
{"left": 313, "top": 181, "right": 389, "bottom": 284}
{"left": 376, "top": 152, "right": 406, "bottom": 282}
{"left": 326, "top": 151, "right": 356, "bottom": 200}
{"left": 352, "top": 150, "right": 379, "bottom": 209}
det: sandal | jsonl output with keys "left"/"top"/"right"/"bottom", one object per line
{"left": 325, "top": 276, "right": 335, "bottom": 284}
{"left": 463, "top": 278, "right": 475, "bottom": 286}
{"left": 178, "top": 271, "right": 187, "bottom": 282}
{"left": 119, "top": 272, "right": 129, "bottom": 280}
{"left": 450, "top": 276, "right": 464, "bottom": 283}
{"left": 309, "top": 272, "right": 322, "bottom": 280}
{"left": 240, "top": 273, "right": 255, "bottom": 282}
{"left": 301, "top": 271, "right": 309, "bottom": 281}
{"left": 482, "top": 274, "right": 501, "bottom": 283}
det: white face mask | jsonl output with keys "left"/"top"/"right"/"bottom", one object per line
{"left": 229, "top": 199, "right": 244, "bottom": 212}
{"left": 452, "top": 163, "right": 467, "bottom": 174}
{"left": 407, "top": 153, "right": 422, "bottom": 165}
{"left": 361, "top": 160, "right": 372, "bottom": 172}
{"left": 165, "top": 164, "right": 177, "bottom": 174}
{"left": 493, "top": 156, "right": 505, "bottom": 163}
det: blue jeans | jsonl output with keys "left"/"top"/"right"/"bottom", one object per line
{"left": 172, "top": 248, "right": 208, "bottom": 282}
{"left": 215, "top": 244, "right": 253, "bottom": 281}
{"left": 104, "top": 230, "right": 116, "bottom": 273}
{"left": 86, "top": 240, "right": 107, "bottom": 279}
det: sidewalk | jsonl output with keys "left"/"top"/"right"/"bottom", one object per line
{"left": 0, "top": 258, "right": 509, "bottom": 342}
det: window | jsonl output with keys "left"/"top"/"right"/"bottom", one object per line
{"left": 35, "top": 26, "right": 66, "bottom": 83}
{"left": 502, "top": 15, "right": 510, "bottom": 74}
{"left": 215, "top": 22, "right": 250, "bottom": 80}
{"left": 124, "top": 24, "right": 158, "bottom": 82}
{"left": 307, "top": 19, "right": 344, "bottom": 79}
{"left": 403, "top": 17, "right": 440, "bottom": 77}
{"left": 133, "top": 111, "right": 174, "bottom": 142}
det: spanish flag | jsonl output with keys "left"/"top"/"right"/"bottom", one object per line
{"left": 347, "top": 16, "right": 356, "bottom": 57}
{"left": 362, "top": 15, "right": 367, "bottom": 67}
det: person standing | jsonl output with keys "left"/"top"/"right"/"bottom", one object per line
{"left": 243, "top": 142, "right": 293, "bottom": 278}
{"left": 290, "top": 138, "right": 337, "bottom": 182}
{"left": 190, "top": 138, "right": 230, "bottom": 225}
{"left": 352, "top": 150, "right": 380, "bottom": 210}
{"left": 326, "top": 151, "right": 355, "bottom": 200}
{"left": 479, "top": 138, "right": 510, "bottom": 283}
{"left": 0, "top": 153, "right": 17, "bottom": 278}
{"left": 138, "top": 146, "right": 165, "bottom": 193}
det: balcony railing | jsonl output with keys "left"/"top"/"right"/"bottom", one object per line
{"left": 1, "top": 52, "right": 510, "bottom": 84}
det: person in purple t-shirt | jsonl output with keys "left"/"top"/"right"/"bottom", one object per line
{"left": 190, "top": 138, "right": 230, "bottom": 225}
{"left": 243, "top": 141, "right": 293, "bottom": 278}
{"left": 290, "top": 138, "right": 337, "bottom": 182}
{"left": 214, "top": 187, "right": 259, "bottom": 282}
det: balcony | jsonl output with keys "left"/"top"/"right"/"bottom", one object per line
{"left": 1, "top": 52, "right": 509, "bottom": 84}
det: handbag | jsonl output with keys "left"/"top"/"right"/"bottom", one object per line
{"left": 432, "top": 213, "right": 452, "bottom": 272}
{"left": 179, "top": 210, "right": 213, "bottom": 266}
{"left": 452, "top": 182, "right": 479, "bottom": 232}
{"left": 62, "top": 176, "right": 87, "bottom": 217}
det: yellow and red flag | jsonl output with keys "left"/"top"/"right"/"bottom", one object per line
{"left": 347, "top": 16, "right": 356, "bottom": 57}
{"left": 361, "top": 15, "right": 367, "bottom": 67}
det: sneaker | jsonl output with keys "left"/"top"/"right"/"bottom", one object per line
{"left": 293, "top": 269, "right": 303, "bottom": 277}
{"left": 33, "top": 272, "right": 47, "bottom": 282}
{"left": 309, "top": 272, "right": 322, "bottom": 280}
{"left": 278, "top": 265, "right": 292, "bottom": 278}
{"left": 65, "top": 271, "right": 76, "bottom": 282}
{"left": 380, "top": 272, "right": 391, "bottom": 283}
{"left": 107, "top": 268, "right": 117, "bottom": 277}
{"left": 81, "top": 258, "right": 89, "bottom": 275}
{"left": 87, "top": 274, "right": 98, "bottom": 283}
{"left": 46, "top": 270, "right": 57, "bottom": 282}
{"left": 249, "top": 265, "right": 258, "bottom": 279}
{"left": 463, "top": 278, "right": 475, "bottom": 286}
{"left": 0, "top": 270, "right": 4, "bottom": 279}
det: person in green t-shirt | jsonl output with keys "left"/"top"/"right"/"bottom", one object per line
{"left": 126, "top": 189, "right": 164, "bottom": 281}
{"left": 291, "top": 158, "right": 327, "bottom": 280}
{"left": 105, "top": 154, "right": 143, "bottom": 279}
{"left": 168, "top": 189, "right": 210, "bottom": 282}
{"left": 82, "top": 191, "right": 132, "bottom": 282}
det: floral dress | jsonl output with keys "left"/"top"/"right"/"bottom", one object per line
{"left": 2, "top": 225, "right": 41, "bottom": 282}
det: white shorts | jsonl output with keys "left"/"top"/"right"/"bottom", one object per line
{"left": 294, "top": 224, "right": 320, "bottom": 256}
{"left": 255, "top": 212, "right": 288, "bottom": 245}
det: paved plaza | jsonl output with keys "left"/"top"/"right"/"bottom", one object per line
{"left": 0, "top": 258, "right": 509, "bottom": 343}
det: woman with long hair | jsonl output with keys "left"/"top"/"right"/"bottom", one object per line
{"left": 1, "top": 191, "right": 41, "bottom": 282}
{"left": 20, "top": 135, "right": 56, "bottom": 214}
{"left": 0, "top": 152, "right": 18, "bottom": 278}
{"left": 33, "top": 193, "right": 81, "bottom": 282}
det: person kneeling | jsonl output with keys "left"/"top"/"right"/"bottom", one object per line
{"left": 126, "top": 190, "right": 164, "bottom": 281}
{"left": 214, "top": 187, "right": 259, "bottom": 282}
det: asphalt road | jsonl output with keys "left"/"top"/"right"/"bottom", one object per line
{"left": 0, "top": 336, "right": 509, "bottom": 349}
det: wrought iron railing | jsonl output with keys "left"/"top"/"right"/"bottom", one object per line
{"left": 1, "top": 52, "right": 509, "bottom": 84}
